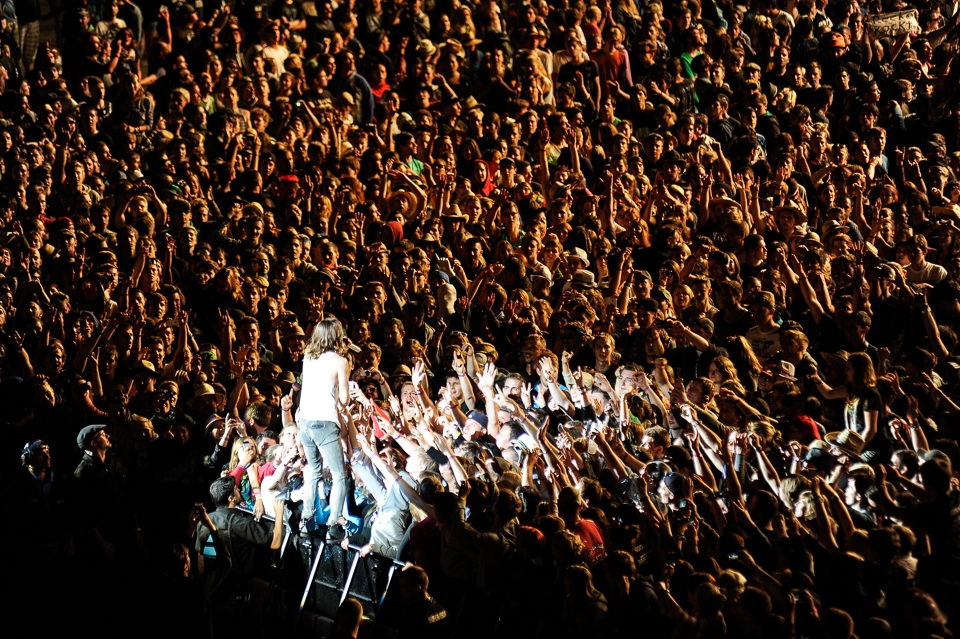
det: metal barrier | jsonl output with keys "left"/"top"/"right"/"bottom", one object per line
{"left": 230, "top": 509, "right": 548, "bottom": 639}
{"left": 291, "top": 540, "right": 548, "bottom": 639}
{"left": 294, "top": 539, "right": 405, "bottom": 636}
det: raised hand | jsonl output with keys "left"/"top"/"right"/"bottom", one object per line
{"left": 593, "top": 372, "right": 613, "bottom": 394}
{"left": 520, "top": 382, "right": 533, "bottom": 408}
{"left": 388, "top": 394, "right": 402, "bottom": 417}
{"left": 478, "top": 361, "right": 497, "bottom": 391}
{"left": 451, "top": 351, "right": 466, "bottom": 375}
{"left": 411, "top": 360, "right": 427, "bottom": 389}
{"left": 538, "top": 356, "right": 555, "bottom": 381}
{"left": 280, "top": 388, "right": 295, "bottom": 412}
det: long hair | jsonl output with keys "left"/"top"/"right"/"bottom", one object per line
{"left": 229, "top": 436, "right": 258, "bottom": 470}
{"left": 847, "top": 352, "right": 877, "bottom": 397}
{"left": 725, "top": 335, "right": 763, "bottom": 380}
{"left": 304, "top": 317, "right": 346, "bottom": 359}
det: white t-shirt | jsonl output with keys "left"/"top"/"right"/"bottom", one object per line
{"left": 746, "top": 326, "right": 781, "bottom": 362}
{"left": 297, "top": 351, "right": 344, "bottom": 423}
{"left": 906, "top": 262, "right": 947, "bottom": 286}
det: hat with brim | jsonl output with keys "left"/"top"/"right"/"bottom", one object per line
{"left": 802, "top": 232, "right": 823, "bottom": 248}
{"left": 564, "top": 247, "right": 591, "bottom": 268}
{"left": 825, "top": 429, "right": 866, "bottom": 460}
{"left": 820, "top": 220, "right": 849, "bottom": 238}
{"left": 439, "top": 38, "right": 466, "bottom": 58}
{"left": 571, "top": 269, "right": 597, "bottom": 289}
{"left": 661, "top": 150, "right": 685, "bottom": 167}
{"left": 462, "top": 96, "right": 486, "bottom": 111}
{"left": 709, "top": 197, "right": 744, "bottom": 215}
{"left": 442, "top": 204, "right": 469, "bottom": 220}
{"left": 134, "top": 361, "right": 161, "bottom": 379}
{"left": 221, "top": 23, "right": 246, "bottom": 41}
{"left": 367, "top": 241, "right": 390, "bottom": 255}
{"left": 277, "top": 371, "right": 297, "bottom": 385}
{"left": 204, "top": 413, "right": 225, "bottom": 435}
{"left": 416, "top": 39, "right": 438, "bottom": 57}
{"left": 388, "top": 191, "right": 419, "bottom": 220}
{"left": 282, "top": 326, "right": 306, "bottom": 342}
{"left": 761, "top": 361, "right": 797, "bottom": 382}
{"left": 775, "top": 203, "right": 808, "bottom": 225}
{"left": 390, "top": 365, "right": 413, "bottom": 380}
{"left": 189, "top": 383, "right": 226, "bottom": 410}
{"left": 462, "top": 36, "right": 483, "bottom": 47}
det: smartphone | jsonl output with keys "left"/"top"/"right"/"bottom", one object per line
{"left": 194, "top": 502, "right": 203, "bottom": 517}
{"left": 727, "top": 552, "right": 740, "bottom": 561}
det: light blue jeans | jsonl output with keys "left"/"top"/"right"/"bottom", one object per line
{"left": 299, "top": 420, "right": 347, "bottom": 527}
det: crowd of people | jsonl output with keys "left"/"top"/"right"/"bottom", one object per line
{"left": 4, "top": 0, "right": 960, "bottom": 636}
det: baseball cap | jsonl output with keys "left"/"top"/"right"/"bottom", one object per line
{"left": 689, "top": 317, "right": 714, "bottom": 333}
{"left": 802, "top": 440, "right": 838, "bottom": 471}
{"left": 466, "top": 410, "right": 488, "bottom": 429}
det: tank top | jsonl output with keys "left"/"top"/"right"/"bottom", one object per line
{"left": 297, "top": 352, "right": 342, "bottom": 423}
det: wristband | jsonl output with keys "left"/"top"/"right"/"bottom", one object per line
{"left": 692, "top": 453, "right": 702, "bottom": 458}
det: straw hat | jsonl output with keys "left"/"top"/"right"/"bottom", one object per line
{"left": 825, "top": 429, "right": 866, "bottom": 459}
{"left": 189, "top": 383, "right": 226, "bottom": 410}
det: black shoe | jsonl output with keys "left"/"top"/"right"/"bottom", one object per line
{"left": 325, "top": 523, "right": 346, "bottom": 542}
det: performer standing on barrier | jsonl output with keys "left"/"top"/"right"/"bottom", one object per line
{"left": 298, "top": 317, "right": 350, "bottom": 541}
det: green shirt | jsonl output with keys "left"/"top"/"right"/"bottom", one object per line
{"left": 406, "top": 157, "right": 425, "bottom": 176}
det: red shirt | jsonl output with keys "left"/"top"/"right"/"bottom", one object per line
{"left": 574, "top": 519, "right": 606, "bottom": 566}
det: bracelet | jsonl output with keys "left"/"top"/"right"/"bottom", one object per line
{"left": 692, "top": 453, "right": 702, "bottom": 458}
{"left": 457, "top": 373, "right": 466, "bottom": 377}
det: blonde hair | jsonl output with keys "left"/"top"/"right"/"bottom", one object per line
{"left": 229, "top": 436, "right": 258, "bottom": 470}
{"left": 304, "top": 317, "right": 346, "bottom": 359}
